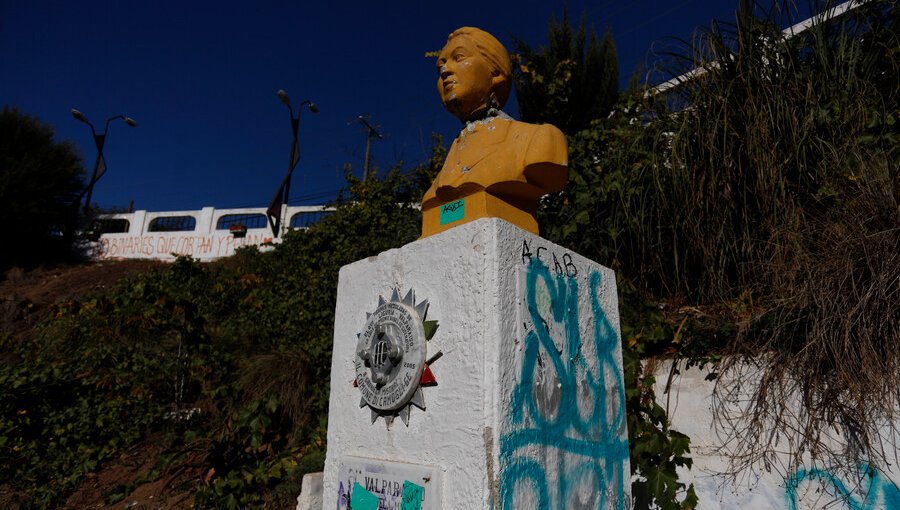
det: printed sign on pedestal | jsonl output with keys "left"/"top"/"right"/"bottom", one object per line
{"left": 336, "top": 456, "right": 442, "bottom": 510}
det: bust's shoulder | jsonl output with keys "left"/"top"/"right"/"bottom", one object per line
{"left": 503, "top": 121, "right": 566, "bottom": 156}
{"left": 503, "top": 121, "right": 567, "bottom": 166}
{"left": 504, "top": 120, "right": 565, "bottom": 138}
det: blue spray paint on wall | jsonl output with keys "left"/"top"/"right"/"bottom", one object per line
{"left": 500, "top": 257, "right": 630, "bottom": 509}
{"left": 786, "top": 464, "right": 900, "bottom": 510}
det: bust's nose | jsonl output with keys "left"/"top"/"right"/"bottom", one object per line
{"left": 440, "top": 66, "right": 453, "bottom": 81}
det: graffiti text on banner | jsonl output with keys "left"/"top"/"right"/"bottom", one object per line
{"left": 96, "top": 233, "right": 272, "bottom": 260}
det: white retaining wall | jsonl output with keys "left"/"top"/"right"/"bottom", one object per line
{"left": 652, "top": 360, "right": 900, "bottom": 509}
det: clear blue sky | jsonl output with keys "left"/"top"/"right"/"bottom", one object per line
{"left": 2, "top": 0, "right": 757, "bottom": 212}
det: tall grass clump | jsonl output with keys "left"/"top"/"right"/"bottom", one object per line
{"left": 650, "top": 0, "right": 899, "bottom": 479}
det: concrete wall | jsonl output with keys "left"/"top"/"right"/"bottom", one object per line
{"left": 652, "top": 360, "right": 900, "bottom": 509}
{"left": 89, "top": 205, "right": 332, "bottom": 261}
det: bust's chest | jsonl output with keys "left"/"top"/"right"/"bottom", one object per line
{"left": 440, "top": 120, "right": 528, "bottom": 184}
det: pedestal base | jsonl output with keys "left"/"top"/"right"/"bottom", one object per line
{"left": 322, "top": 218, "right": 630, "bottom": 509}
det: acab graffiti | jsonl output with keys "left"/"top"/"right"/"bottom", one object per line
{"left": 501, "top": 256, "right": 630, "bottom": 509}
{"left": 786, "top": 464, "right": 900, "bottom": 510}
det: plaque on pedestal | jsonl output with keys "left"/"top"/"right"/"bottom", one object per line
{"left": 334, "top": 456, "right": 441, "bottom": 510}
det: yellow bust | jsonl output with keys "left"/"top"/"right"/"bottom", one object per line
{"left": 421, "top": 27, "right": 568, "bottom": 238}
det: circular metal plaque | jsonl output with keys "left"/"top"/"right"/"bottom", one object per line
{"left": 354, "top": 300, "right": 426, "bottom": 411}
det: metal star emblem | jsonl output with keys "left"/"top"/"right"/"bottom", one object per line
{"left": 353, "top": 288, "right": 440, "bottom": 427}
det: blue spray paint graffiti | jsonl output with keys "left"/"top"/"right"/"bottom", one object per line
{"left": 786, "top": 464, "right": 900, "bottom": 510}
{"left": 500, "top": 257, "right": 630, "bottom": 509}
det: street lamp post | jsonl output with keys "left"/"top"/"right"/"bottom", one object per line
{"left": 357, "top": 116, "right": 383, "bottom": 181}
{"left": 266, "top": 90, "right": 318, "bottom": 237}
{"left": 71, "top": 109, "right": 137, "bottom": 213}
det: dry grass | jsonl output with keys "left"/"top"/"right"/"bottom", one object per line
{"left": 238, "top": 347, "right": 319, "bottom": 436}
{"left": 647, "top": 0, "right": 900, "bottom": 479}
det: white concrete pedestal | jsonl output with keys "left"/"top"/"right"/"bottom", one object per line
{"left": 321, "top": 218, "right": 631, "bottom": 509}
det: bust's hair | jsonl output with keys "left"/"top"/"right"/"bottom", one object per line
{"left": 447, "top": 27, "right": 512, "bottom": 108}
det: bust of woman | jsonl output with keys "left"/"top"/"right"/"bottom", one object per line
{"left": 421, "top": 27, "right": 568, "bottom": 238}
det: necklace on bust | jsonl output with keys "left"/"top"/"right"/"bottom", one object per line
{"left": 461, "top": 108, "right": 512, "bottom": 135}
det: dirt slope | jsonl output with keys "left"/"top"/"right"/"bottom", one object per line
{"left": 0, "top": 260, "right": 191, "bottom": 509}
{"left": 1, "top": 260, "right": 165, "bottom": 341}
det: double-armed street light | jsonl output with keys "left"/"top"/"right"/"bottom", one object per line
{"left": 71, "top": 108, "right": 137, "bottom": 213}
{"left": 266, "top": 89, "right": 318, "bottom": 237}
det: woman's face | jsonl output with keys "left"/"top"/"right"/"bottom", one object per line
{"left": 437, "top": 34, "right": 496, "bottom": 121}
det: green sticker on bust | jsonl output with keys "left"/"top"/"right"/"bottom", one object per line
{"left": 439, "top": 199, "right": 465, "bottom": 225}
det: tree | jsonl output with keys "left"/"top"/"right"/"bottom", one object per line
{"left": 513, "top": 10, "right": 619, "bottom": 134}
{"left": 0, "top": 107, "right": 86, "bottom": 272}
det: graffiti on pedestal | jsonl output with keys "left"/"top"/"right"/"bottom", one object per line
{"left": 501, "top": 251, "right": 630, "bottom": 509}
